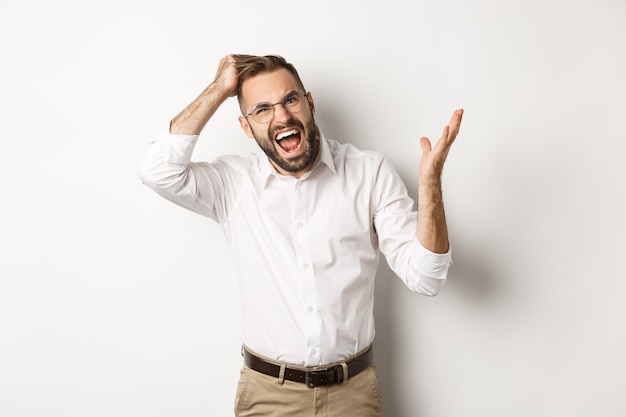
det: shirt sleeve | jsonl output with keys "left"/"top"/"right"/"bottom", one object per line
{"left": 406, "top": 239, "right": 452, "bottom": 295}
{"left": 372, "top": 154, "right": 452, "bottom": 296}
{"left": 137, "top": 131, "right": 228, "bottom": 222}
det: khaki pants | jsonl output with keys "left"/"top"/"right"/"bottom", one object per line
{"left": 234, "top": 362, "right": 383, "bottom": 416}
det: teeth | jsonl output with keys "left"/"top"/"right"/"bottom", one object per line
{"left": 276, "top": 129, "right": 298, "bottom": 141}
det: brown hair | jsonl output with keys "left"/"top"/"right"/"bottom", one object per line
{"left": 234, "top": 54, "right": 306, "bottom": 108}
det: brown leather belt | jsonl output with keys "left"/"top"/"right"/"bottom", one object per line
{"left": 242, "top": 346, "right": 373, "bottom": 388}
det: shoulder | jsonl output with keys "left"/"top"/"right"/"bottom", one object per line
{"left": 326, "top": 138, "right": 385, "bottom": 164}
{"left": 213, "top": 152, "right": 264, "bottom": 172}
{"left": 208, "top": 152, "right": 270, "bottom": 186}
{"left": 324, "top": 138, "right": 388, "bottom": 176}
{"left": 324, "top": 138, "right": 404, "bottom": 190}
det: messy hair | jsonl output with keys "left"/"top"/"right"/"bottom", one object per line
{"left": 234, "top": 54, "right": 306, "bottom": 109}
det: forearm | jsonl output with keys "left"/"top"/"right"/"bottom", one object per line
{"left": 415, "top": 109, "right": 463, "bottom": 253}
{"left": 416, "top": 180, "right": 449, "bottom": 254}
{"left": 170, "top": 80, "right": 232, "bottom": 135}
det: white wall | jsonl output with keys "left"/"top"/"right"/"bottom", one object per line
{"left": 1, "top": 0, "right": 625, "bottom": 416}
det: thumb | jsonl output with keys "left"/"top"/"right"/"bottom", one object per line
{"left": 420, "top": 137, "right": 432, "bottom": 154}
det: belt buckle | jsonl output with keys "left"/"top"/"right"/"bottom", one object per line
{"left": 305, "top": 368, "right": 332, "bottom": 388}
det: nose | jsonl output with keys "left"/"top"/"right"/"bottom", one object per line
{"left": 272, "top": 103, "right": 291, "bottom": 123}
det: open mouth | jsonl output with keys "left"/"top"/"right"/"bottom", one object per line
{"left": 275, "top": 129, "right": 302, "bottom": 153}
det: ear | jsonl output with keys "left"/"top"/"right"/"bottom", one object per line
{"left": 238, "top": 116, "right": 255, "bottom": 138}
{"left": 306, "top": 92, "right": 316, "bottom": 116}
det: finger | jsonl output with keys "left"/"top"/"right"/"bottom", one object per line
{"left": 436, "top": 111, "right": 462, "bottom": 151}
{"left": 448, "top": 108, "right": 463, "bottom": 124}
{"left": 215, "top": 56, "right": 231, "bottom": 77}
{"left": 438, "top": 125, "right": 450, "bottom": 147}
{"left": 447, "top": 108, "right": 463, "bottom": 123}
{"left": 420, "top": 137, "right": 432, "bottom": 154}
{"left": 448, "top": 109, "right": 464, "bottom": 139}
{"left": 433, "top": 125, "right": 455, "bottom": 158}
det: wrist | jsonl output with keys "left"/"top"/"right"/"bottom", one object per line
{"left": 418, "top": 178, "right": 442, "bottom": 189}
{"left": 209, "top": 78, "right": 237, "bottom": 101}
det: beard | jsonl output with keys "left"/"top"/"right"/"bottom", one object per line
{"left": 251, "top": 115, "right": 319, "bottom": 174}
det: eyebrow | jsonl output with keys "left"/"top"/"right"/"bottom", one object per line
{"left": 253, "top": 91, "right": 300, "bottom": 108}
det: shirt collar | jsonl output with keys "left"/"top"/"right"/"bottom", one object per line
{"left": 316, "top": 130, "right": 337, "bottom": 175}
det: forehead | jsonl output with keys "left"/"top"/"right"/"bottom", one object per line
{"left": 241, "top": 68, "right": 301, "bottom": 107}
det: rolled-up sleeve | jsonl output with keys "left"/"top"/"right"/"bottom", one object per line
{"left": 138, "top": 132, "right": 198, "bottom": 184}
{"left": 373, "top": 154, "right": 453, "bottom": 296}
{"left": 405, "top": 240, "right": 452, "bottom": 295}
{"left": 138, "top": 132, "right": 225, "bottom": 221}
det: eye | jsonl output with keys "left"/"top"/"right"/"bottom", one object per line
{"left": 284, "top": 94, "right": 300, "bottom": 107}
{"left": 253, "top": 104, "right": 271, "bottom": 116}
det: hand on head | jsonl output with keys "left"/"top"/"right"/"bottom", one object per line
{"left": 213, "top": 54, "right": 241, "bottom": 98}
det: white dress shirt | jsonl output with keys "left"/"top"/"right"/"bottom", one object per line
{"left": 139, "top": 131, "right": 452, "bottom": 366}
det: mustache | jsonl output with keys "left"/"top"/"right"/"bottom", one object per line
{"left": 270, "top": 118, "right": 304, "bottom": 138}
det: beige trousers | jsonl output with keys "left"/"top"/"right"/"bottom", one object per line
{"left": 234, "top": 358, "right": 383, "bottom": 416}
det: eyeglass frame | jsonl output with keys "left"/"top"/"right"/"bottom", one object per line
{"left": 244, "top": 91, "right": 309, "bottom": 124}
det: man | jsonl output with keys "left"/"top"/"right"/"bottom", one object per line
{"left": 139, "top": 54, "right": 463, "bottom": 416}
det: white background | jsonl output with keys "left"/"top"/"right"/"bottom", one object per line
{"left": 1, "top": 0, "right": 625, "bottom": 416}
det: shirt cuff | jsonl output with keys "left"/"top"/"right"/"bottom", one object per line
{"left": 149, "top": 131, "right": 199, "bottom": 164}
{"left": 410, "top": 238, "right": 453, "bottom": 280}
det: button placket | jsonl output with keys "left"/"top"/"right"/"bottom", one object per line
{"left": 293, "top": 180, "right": 321, "bottom": 362}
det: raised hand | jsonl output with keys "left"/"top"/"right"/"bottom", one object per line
{"left": 416, "top": 108, "right": 463, "bottom": 253}
{"left": 213, "top": 54, "right": 240, "bottom": 98}
{"left": 170, "top": 54, "right": 241, "bottom": 135}
{"left": 419, "top": 109, "right": 464, "bottom": 184}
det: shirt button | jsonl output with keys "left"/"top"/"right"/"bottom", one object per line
{"left": 311, "top": 349, "right": 317, "bottom": 355}
{"left": 303, "top": 263, "right": 309, "bottom": 269}
{"left": 297, "top": 222, "right": 303, "bottom": 228}
{"left": 307, "top": 306, "right": 313, "bottom": 313}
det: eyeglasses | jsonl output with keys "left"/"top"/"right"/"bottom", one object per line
{"left": 245, "top": 91, "right": 308, "bottom": 124}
